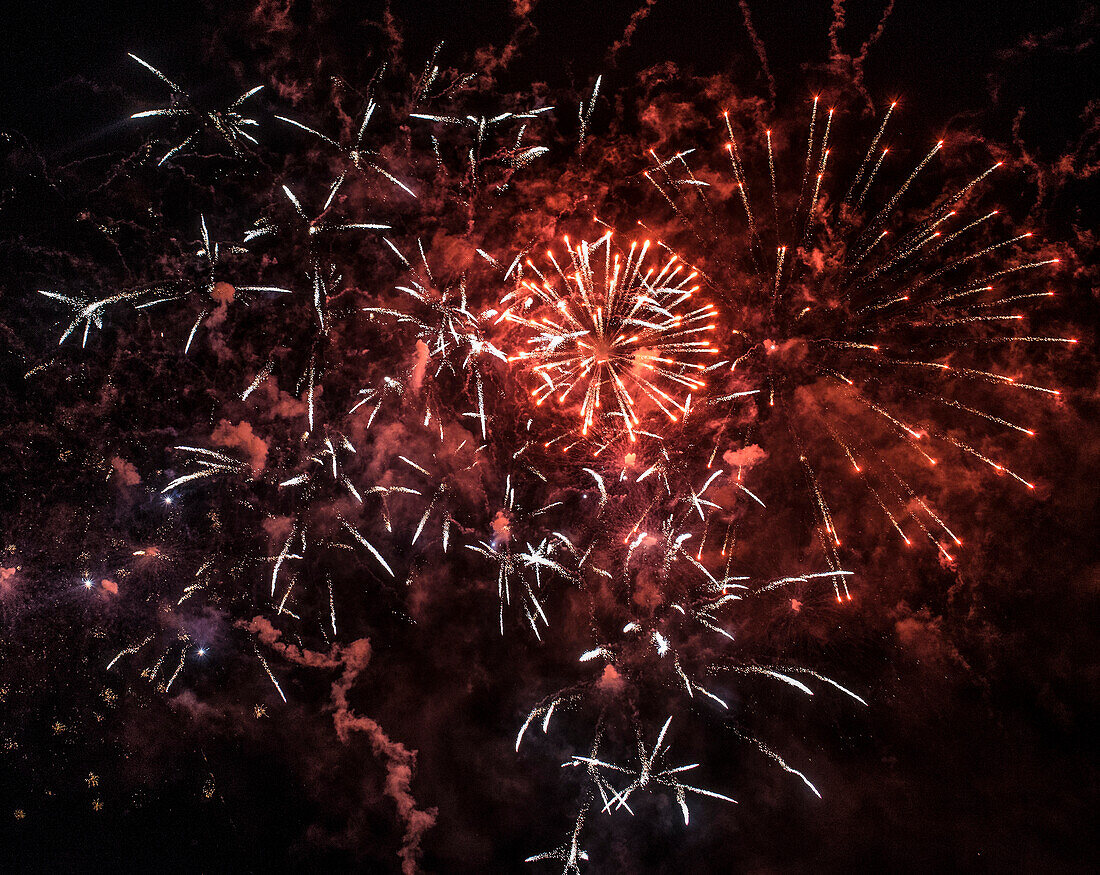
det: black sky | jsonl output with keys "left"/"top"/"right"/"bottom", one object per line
{"left": 1, "top": 1, "right": 1098, "bottom": 873}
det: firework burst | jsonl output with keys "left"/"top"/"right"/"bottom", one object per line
{"left": 128, "top": 53, "right": 263, "bottom": 165}
{"left": 464, "top": 464, "right": 573, "bottom": 638}
{"left": 363, "top": 238, "right": 508, "bottom": 442}
{"left": 644, "top": 99, "right": 1072, "bottom": 557}
{"left": 503, "top": 232, "right": 720, "bottom": 441}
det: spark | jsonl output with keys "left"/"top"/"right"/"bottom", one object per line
{"left": 569, "top": 717, "right": 736, "bottom": 824}
{"left": 277, "top": 99, "right": 417, "bottom": 197}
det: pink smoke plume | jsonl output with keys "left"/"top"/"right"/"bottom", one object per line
{"left": 243, "top": 617, "right": 437, "bottom": 872}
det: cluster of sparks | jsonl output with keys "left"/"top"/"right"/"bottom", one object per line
{"left": 642, "top": 97, "right": 1072, "bottom": 567}
{"left": 128, "top": 53, "right": 263, "bottom": 165}
{"left": 502, "top": 233, "right": 719, "bottom": 441}
{"left": 511, "top": 459, "right": 866, "bottom": 863}
{"left": 20, "top": 41, "right": 1074, "bottom": 874}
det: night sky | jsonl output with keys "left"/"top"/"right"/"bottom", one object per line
{"left": 1, "top": 1, "right": 1098, "bottom": 872}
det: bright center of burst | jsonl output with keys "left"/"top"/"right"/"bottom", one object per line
{"left": 592, "top": 335, "right": 616, "bottom": 365}
{"left": 511, "top": 234, "right": 714, "bottom": 440}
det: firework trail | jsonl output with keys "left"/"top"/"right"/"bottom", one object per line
{"left": 363, "top": 237, "right": 509, "bottom": 443}
{"left": 128, "top": 53, "right": 263, "bottom": 165}
{"left": 642, "top": 99, "right": 1072, "bottom": 558}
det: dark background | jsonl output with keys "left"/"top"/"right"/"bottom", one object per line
{"left": 1, "top": 2, "right": 1098, "bottom": 872}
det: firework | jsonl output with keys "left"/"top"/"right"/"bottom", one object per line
{"left": 409, "top": 102, "right": 553, "bottom": 194}
{"left": 37, "top": 285, "right": 151, "bottom": 348}
{"left": 277, "top": 100, "right": 418, "bottom": 198}
{"left": 464, "top": 463, "right": 573, "bottom": 637}
{"left": 567, "top": 716, "right": 736, "bottom": 823}
{"left": 512, "top": 446, "right": 866, "bottom": 868}
{"left": 502, "top": 232, "right": 720, "bottom": 441}
{"left": 363, "top": 238, "right": 508, "bottom": 442}
{"left": 11, "top": 23, "right": 1079, "bottom": 874}
{"left": 162, "top": 445, "right": 253, "bottom": 494}
{"left": 244, "top": 175, "right": 390, "bottom": 247}
{"left": 268, "top": 429, "right": 407, "bottom": 620}
{"left": 38, "top": 215, "right": 294, "bottom": 355}
{"left": 142, "top": 215, "right": 293, "bottom": 354}
{"left": 128, "top": 53, "right": 263, "bottom": 165}
{"left": 525, "top": 795, "right": 590, "bottom": 874}
{"left": 643, "top": 100, "right": 1071, "bottom": 556}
